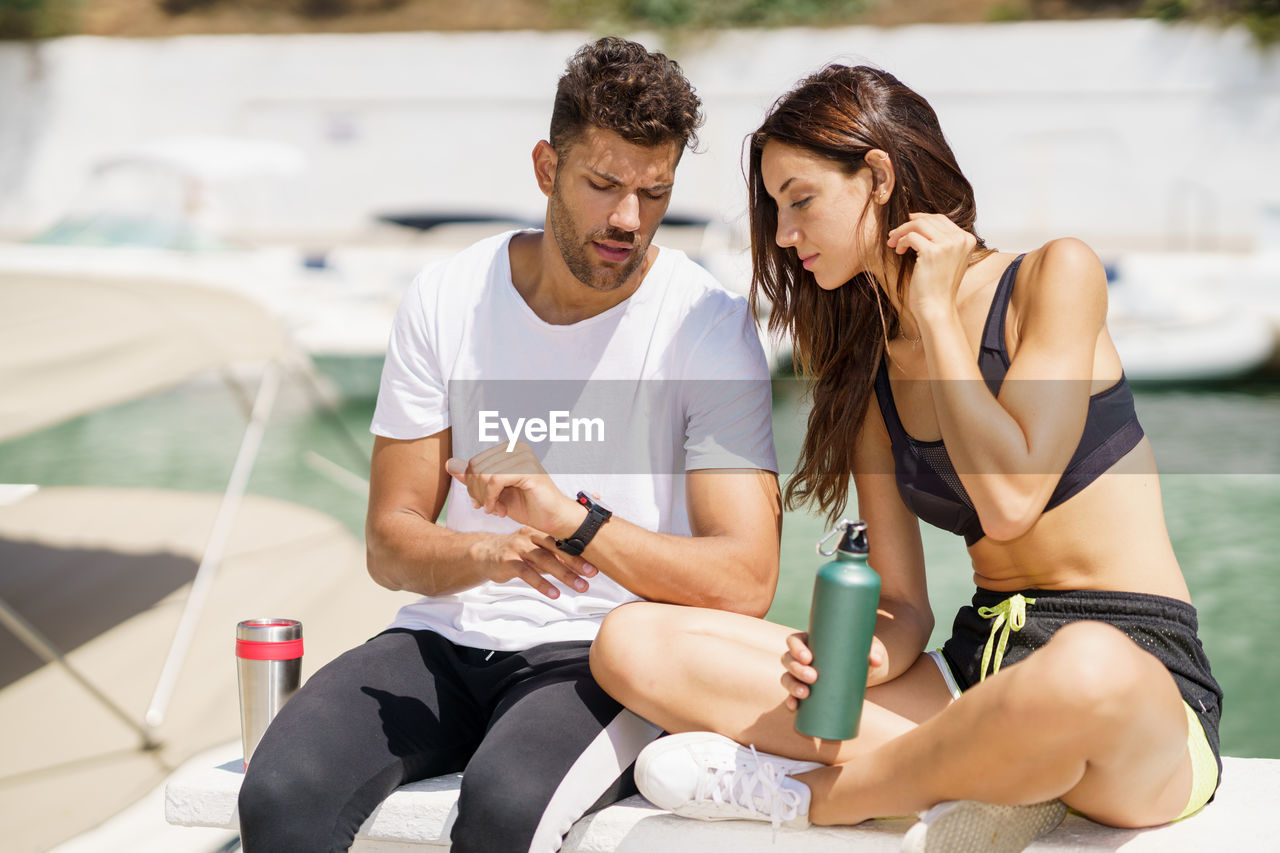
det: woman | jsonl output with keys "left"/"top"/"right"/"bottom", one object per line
{"left": 588, "top": 65, "right": 1222, "bottom": 850}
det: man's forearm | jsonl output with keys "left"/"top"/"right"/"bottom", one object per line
{"left": 572, "top": 469, "right": 782, "bottom": 616}
{"left": 580, "top": 516, "right": 779, "bottom": 617}
{"left": 435, "top": 458, "right": 782, "bottom": 613}
{"left": 369, "top": 508, "right": 778, "bottom": 612}
{"left": 365, "top": 509, "right": 494, "bottom": 596}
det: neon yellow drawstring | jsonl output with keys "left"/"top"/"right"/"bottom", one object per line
{"left": 977, "top": 594, "right": 1036, "bottom": 682}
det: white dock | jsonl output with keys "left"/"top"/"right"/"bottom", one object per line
{"left": 165, "top": 754, "right": 1280, "bottom": 851}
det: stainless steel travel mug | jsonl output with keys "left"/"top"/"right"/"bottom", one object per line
{"left": 236, "top": 618, "right": 303, "bottom": 767}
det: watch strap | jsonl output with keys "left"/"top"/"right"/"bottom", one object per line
{"left": 555, "top": 492, "right": 612, "bottom": 556}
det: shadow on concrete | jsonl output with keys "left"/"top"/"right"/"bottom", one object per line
{"left": 0, "top": 538, "right": 197, "bottom": 688}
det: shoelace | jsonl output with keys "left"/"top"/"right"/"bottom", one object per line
{"left": 692, "top": 744, "right": 804, "bottom": 830}
{"left": 977, "top": 593, "right": 1036, "bottom": 681}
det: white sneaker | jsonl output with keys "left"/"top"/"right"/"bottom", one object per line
{"left": 901, "top": 798, "right": 1068, "bottom": 852}
{"left": 635, "top": 731, "right": 824, "bottom": 830}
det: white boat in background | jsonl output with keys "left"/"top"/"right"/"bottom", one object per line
{"left": 0, "top": 135, "right": 455, "bottom": 399}
{"left": 1107, "top": 253, "right": 1280, "bottom": 382}
{"left": 701, "top": 216, "right": 1280, "bottom": 383}
{"left": 8, "top": 135, "right": 1275, "bottom": 389}
{"left": 0, "top": 134, "right": 792, "bottom": 399}
{"left": 698, "top": 240, "right": 1279, "bottom": 383}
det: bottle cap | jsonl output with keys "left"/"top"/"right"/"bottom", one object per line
{"left": 817, "top": 519, "right": 868, "bottom": 557}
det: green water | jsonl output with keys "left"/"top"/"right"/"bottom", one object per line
{"left": 1, "top": 372, "right": 1277, "bottom": 758}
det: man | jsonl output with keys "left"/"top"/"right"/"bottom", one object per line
{"left": 238, "top": 37, "right": 781, "bottom": 853}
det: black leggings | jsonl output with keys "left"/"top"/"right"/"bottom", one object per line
{"left": 237, "top": 629, "right": 660, "bottom": 853}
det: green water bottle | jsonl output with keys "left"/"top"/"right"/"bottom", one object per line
{"left": 794, "top": 519, "right": 881, "bottom": 741}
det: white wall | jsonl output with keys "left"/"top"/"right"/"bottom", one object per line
{"left": 1, "top": 20, "right": 1277, "bottom": 253}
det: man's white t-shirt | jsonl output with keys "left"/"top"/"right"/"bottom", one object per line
{"left": 371, "top": 230, "right": 777, "bottom": 650}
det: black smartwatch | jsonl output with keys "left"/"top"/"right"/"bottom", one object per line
{"left": 555, "top": 491, "right": 612, "bottom": 556}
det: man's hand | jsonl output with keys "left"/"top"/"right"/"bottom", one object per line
{"left": 475, "top": 526, "right": 598, "bottom": 599}
{"left": 445, "top": 441, "right": 586, "bottom": 539}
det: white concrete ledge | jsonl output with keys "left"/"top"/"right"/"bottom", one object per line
{"left": 166, "top": 756, "right": 1279, "bottom": 851}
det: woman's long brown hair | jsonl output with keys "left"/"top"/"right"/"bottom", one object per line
{"left": 747, "top": 65, "right": 991, "bottom": 523}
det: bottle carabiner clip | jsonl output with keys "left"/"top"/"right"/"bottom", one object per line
{"left": 816, "top": 519, "right": 855, "bottom": 557}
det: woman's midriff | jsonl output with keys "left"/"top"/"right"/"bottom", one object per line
{"left": 964, "top": 443, "right": 1192, "bottom": 602}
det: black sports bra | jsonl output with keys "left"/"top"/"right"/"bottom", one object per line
{"left": 872, "top": 254, "right": 1145, "bottom": 545}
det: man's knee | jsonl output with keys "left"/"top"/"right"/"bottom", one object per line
{"left": 452, "top": 760, "right": 554, "bottom": 853}
{"left": 239, "top": 752, "right": 405, "bottom": 853}
{"left": 238, "top": 760, "right": 327, "bottom": 851}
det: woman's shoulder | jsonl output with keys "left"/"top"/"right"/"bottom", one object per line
{"left": 1008, "top": 235, "right": 1111, "bottom": 338}
{"left": 1019, "top": 237, "right": 1106, "bottom": 287}
{"left": 1012, "top": 237, "right": 1108, "bottom": 317}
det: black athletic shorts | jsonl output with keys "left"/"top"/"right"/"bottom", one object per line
{"left": 940, "top": 587, "right": 1224, "bottom": 789}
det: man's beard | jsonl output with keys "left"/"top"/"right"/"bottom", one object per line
{"left": 548, "top": 188, "right": 649, "bottom": 292}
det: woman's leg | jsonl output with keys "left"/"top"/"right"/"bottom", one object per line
{"left": 799, "top": 620, "right": 1194, "bottom": 828}
{"left": 590, "top": 601, "right": 953, "bottom": 765}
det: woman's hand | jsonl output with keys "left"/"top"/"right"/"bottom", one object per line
{"left": 781, "top": 632, "right": 887, "bottom": 710}
{"left": 781, "top": 632, "right": 814, "bottom": 710}
{"left": 887, "top": 212, "right": 976, "bottom": 319}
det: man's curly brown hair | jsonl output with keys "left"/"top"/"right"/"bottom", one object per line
{"left": 550, "top": 37, "right": 703, "bottom": 155}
